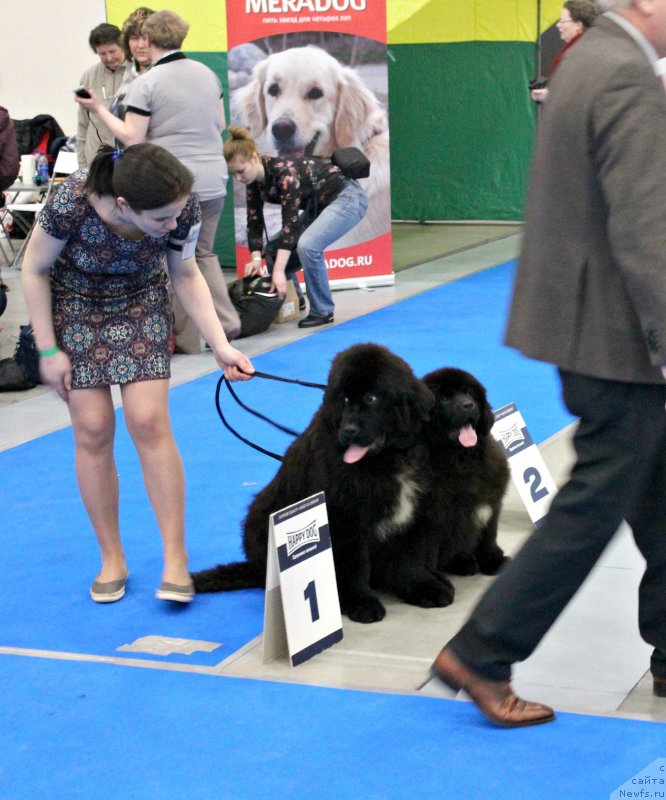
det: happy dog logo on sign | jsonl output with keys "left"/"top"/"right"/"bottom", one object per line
{"left": 286, "top": 519, "right": 320, "bottom": 557}
{"left": 498, "top": 423, "right": 525, "bottom": 453}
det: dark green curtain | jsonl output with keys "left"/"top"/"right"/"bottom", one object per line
{"left": 388, "top": 41, "right": 536, "bottom": 221}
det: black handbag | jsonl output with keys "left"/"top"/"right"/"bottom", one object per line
{"left": 228, "top": 275, "right": 284, "bottom": 339}
{"left": 331, "top": 146, "right": 371, "bottom": 179}
{"left": 0, "top": 323, "right": 40, "bottom": 391}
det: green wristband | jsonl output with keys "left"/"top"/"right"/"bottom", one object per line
{"left": 38, "top": 346, "right": 60, "bottom": 358}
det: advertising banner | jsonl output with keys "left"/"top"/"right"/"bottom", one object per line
{"left": 226, "top": 0, "right": 393, "bottom": 288}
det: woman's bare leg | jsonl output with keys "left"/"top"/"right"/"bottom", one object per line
{"left": 68, "top": 386, "right": 127, "bottom": 582}
{"left": 120, "top": 379, "right": 190, "bottom": 586}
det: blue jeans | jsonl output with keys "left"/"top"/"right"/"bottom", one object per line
{"left": 296, "top": 180, "right": 368, "bottom": 317}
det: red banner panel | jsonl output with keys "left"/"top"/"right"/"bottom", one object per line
{"left": 227, "top": 0, "right": 393, "bottom": 288}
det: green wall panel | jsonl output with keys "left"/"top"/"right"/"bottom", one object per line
{"left": 388, "top": 41, "right": 536, "bottom": 221}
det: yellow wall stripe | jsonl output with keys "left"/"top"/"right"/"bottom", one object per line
{"left": 105, "top": 0, "right": 226, "bottom": 52}
{"left": 106, "top": 0, "right": 563, "bottom": 51}
{"left": 387, "top": 0, "right": 564, "bottom": 45}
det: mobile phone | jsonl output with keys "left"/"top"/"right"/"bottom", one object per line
{"left": 74, "top": 86, "right": 91, "bottom": 99}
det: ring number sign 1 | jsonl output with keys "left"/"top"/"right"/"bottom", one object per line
{"left": 263, "top": 492, "right": 343, "bottom": 666}
{"left": 491, "top": 403, "right": 558, "bottom": 528}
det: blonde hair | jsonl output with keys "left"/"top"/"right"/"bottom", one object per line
{"left": 140, "top": 10, "right": 189, "bottom": 50}
{"left": 223, "top": 125, "right": 258, "bottom": 163}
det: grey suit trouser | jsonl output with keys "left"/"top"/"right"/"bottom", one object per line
{"left": 448, "top": 370, "right": 666, "bottom": 682}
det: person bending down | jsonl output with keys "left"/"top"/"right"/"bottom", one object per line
{"left": 224, "top": 125, "right": 368, "bottom": 329}
{"left": 21, "top": 143, "right": 254, "bottom": 605}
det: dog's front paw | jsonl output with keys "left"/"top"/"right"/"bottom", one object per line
{"left": 446, "top": 553, "right": 479, "bottom": 576}
{"left": 402, "top": 575, "right": 455, "bottom": 608}
{"left": 343, "top": 592, "right": 386, "bottom": 623}
{"left": 477, "top": 552, "right": 510, "bottom": 575}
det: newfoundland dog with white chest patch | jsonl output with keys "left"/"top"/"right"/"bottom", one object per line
{"left": 374, "top": 367, "right": 510, "bottom": 606}
{"left": 192, "top": 343, "right": 448, "bottom": 623}
{"left": 419, "top": 367, "right": 510, "bottom": 583}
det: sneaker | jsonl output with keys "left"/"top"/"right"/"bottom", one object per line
{"left": 298, "top": 313, "right": 334, "bottom": 329}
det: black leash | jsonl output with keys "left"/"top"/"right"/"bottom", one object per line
{"left": 215, "top": 370, "right": 326, "bottom": 462}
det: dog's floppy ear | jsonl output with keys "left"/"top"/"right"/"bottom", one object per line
{"left": 475, "top": 384, "right": 496, "bottom": 437}
{"left": 395, "top": 380, "right": 435, "bottom": 432}
{"left": 321, "top": 360, "right": 346, "bottom": 431}
{"left": 334, "top": 67, "right": 382, "bottom": 148}
{"left": 232, "top": 60, "right": 268, "bottom": 137}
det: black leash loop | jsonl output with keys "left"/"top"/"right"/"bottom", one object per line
{"left": 225, "top": 379, "right": 300, "bottom": 437}
{"left": 214, "top": 370, "right": 326, "bottom": 462}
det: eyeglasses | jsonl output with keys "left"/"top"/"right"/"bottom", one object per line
{"left": 558, "top": 18, "right": 574, "bottom": 23}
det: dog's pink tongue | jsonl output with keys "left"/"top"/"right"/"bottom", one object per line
{"left": 459, "top": 424, "right": 478, "bottom": 448}
{"left": 343, "top": 444, "right": 370, "bottom": 464}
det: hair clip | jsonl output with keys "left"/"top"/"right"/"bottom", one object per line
{"left": 112, "top": 147, "right": 125, "bottom": 163}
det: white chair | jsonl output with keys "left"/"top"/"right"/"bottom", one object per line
{"left": 5, "top": 150, "right": 79, "bottom": 267}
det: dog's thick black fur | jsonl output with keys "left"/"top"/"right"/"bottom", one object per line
{"left": 192, "top": 343, "right": 446, "bottom": 623}
{"left": 420, "top": 367, "right": 510, "bottom": 583}
{"left": 373, "top": 367, "right": 510, "bottom": 606}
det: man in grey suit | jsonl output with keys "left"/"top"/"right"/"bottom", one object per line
{"left": 430, "top": 0, "right": 666, "bottom": 727}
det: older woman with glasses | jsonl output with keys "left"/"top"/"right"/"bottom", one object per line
{"left": 531, "top": 0, "right": 597, "bottom": 103}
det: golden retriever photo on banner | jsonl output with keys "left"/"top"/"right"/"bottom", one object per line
{"left": 228, "top": 33, "right": 390, "bottom": 249}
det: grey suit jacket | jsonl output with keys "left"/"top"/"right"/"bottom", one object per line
{"left": 506, "top": 16, "right": 666, "bottom": 384}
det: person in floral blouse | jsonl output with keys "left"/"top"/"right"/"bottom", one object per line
{"left": 21, "top": 143, "right": 254, "bottom": 605}
{"left": 224, "top": 125, "right": 368, "bottom": 328}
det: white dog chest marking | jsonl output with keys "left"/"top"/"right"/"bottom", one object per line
{"left": 473, "top": 503, "right": 493, "bottom": 528}
{"left": 376, "top": 467, "right": 422, "bottom": 540}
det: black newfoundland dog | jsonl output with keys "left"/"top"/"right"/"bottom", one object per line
{"left": 193, "top": 343, "right": 446, "bottom": 623}
{"left": 417, "top": 367, "right": 510, "bottom": 586}
{"left": 372, "top": 367, "right": 510, "bottom": 606}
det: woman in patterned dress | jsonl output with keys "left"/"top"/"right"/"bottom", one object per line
{"left": 21, "top": 143, "right": 254, "bottom": 604}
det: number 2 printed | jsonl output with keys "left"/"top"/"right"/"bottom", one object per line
{"left": 523, "top": 466, "right": 549, "bottom": 503}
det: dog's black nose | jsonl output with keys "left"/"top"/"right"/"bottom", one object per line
{"left": 339, "top": 422, "right": 360, "bottom": 445}
{"left": 272, "top": 117, "right": 297, "bottom": 143}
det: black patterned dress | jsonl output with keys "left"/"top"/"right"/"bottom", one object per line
{"left": 38, "top": 171, "right": 201, "bottom": 389}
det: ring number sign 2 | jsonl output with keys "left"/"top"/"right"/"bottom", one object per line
{"left": 263, "top": 492, "right": 344, "bottom": 666}
{"left": 491, "top": 403, "right": 558, "bottom": 528}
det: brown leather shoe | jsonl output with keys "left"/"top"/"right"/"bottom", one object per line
{"left": 431, "top": 647, "right": 555, "bottom": 728}
{"left": 654, "top": 676, "right": 666, "bottom": 698}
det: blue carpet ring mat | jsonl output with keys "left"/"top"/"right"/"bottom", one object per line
{"left": 2, "top": 654, "right": 664, "bottom": 800}
{"left": 4, "top": 260, "right": 664, "bottom": 800}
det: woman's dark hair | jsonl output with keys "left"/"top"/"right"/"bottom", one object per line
{"left": 121, "top": 6, "right": 155, "bottom": 62}
{"left": 564, "top": 0, "right": 597, "bottom": 29}
{"left": 85, "top": 143, "right": 193, "bottom": 210}
{"left": 89, "top": 23, "right": 122, "bottom": 51}
{"left": 223, "top": 125, "right": 258, "bottom": 163}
